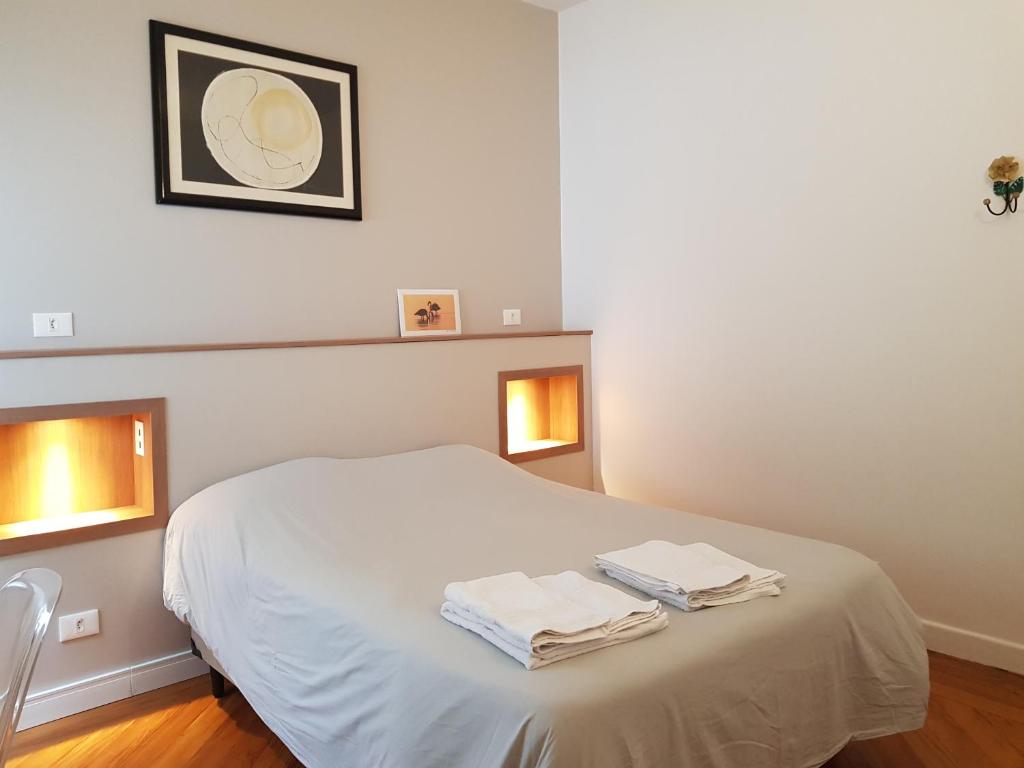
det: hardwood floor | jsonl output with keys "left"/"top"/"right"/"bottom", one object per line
{"left": 8, "top": 678, "right": 301, "bottom": 768}
{"left": 824, "top": 653, "right": 1024, "bottom": 768}
{"left": 9, "top": 652, "right": 1023, "bottom": 767}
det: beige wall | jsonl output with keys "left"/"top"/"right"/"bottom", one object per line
{"left": 0, "top": 0, "right": 561, "bottom": 348}
{"left": 561, "top": 0, "right": 1024, "bottom": 673}
{"left": 0, "top": 335, "right": 593, "bottom": 692}
{"left": 0, "top": 0, "right": 579, "bottom": 696}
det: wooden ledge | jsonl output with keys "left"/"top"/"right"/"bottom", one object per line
{"left": 0, "top": 330, "right": 593, "bottom": 361}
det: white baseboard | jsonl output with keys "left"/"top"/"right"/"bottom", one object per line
{"left": 922, "top": 619, "right": 1024, "bottom": 676}
{"left": 131, "top": 652, "right": 209, "bottom": 696}
{"left": 18, "top": 650, "right": 208, "bottom": 731}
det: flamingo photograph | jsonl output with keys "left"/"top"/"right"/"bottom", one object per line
{"left": 397, "top": 289, "right": 461, "bottom": 337}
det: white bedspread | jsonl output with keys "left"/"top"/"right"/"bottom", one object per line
{"left": 163, "top": 445, "right": 928, "bottom": 768}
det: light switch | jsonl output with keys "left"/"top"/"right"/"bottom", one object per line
{"left": 503, "top": 309, "right": 522, "bottom": 326}
{"left": 32, "top": 312, "right": 74, "bottom": 337}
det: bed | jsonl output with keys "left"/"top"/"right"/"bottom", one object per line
{"left": 163, "top": 444, "right": 928, "bottom": 768}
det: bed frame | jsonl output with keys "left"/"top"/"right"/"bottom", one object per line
{"left": 189, "top": 632, "right": 229, "bottom": 699}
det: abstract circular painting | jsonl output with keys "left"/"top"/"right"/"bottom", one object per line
{"left": 151, "top": 21, "right": 361, "bottom": 219}
{"left": 201, "top": 67, "right": 323, "bottom": 190}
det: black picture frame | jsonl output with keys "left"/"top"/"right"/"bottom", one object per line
{"left": 149, "top": 20, "right": 362, "bottom": 220}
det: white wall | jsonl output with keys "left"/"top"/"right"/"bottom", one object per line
{"left": 561, "top": 0, "right": 1024, "bottom": 672}
{"left": 0, "top": 0, "right": 561, "bottom": 349}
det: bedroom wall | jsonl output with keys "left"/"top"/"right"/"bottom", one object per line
{"left": 0, "top": 0, "right": 582, "bottom": 713}
{"left": 560, "top": 0, "right": 1024, "bottom": 673}
{"left": 0, "top": 0, "right": 561, "bottom": 348}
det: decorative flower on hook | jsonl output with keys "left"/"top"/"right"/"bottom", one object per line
{"left": 988, "top": 155, "right": 1021, "bottom": 182}
{"left": 984, "top": 155, "right": 1023, "bottom": 215}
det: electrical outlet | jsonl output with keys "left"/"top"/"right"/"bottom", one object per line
{"left": 58, "top": 609, "right": 100, "bottom": 642}
{"left": 503, "top": 309, "right": 522, "bottom": 326}
{"left": 134, "top": 420, "right": 146, "bottom": 457}
{"left": 32, "top": 312, "right": 74, "bottom": 337}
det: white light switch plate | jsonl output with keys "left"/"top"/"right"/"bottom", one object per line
{"left": 58, "top": 609, "right": 100, "bottom": 642}
{"left": 503, "top": 309, "right": 522, "bottom": 326}
{"left": 32, "top": 312, "right": 74, "bottom": 337}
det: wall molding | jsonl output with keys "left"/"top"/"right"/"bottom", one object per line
{"left": 18, "top": 650, "right": 208, "bottom": 731}
{"left": 922, "top": 619, "right": 1024, "bottom": 676}
{"left": 0, "top": 330, "right": 594, "bottom": 361}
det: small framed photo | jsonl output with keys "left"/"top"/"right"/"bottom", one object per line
{"left": 149, "top": 20, "right": 361, "bottom": 219}
{"left": 397, "top": 290, "right": 462, "bottom": 338}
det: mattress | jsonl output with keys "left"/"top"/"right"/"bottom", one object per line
{"left": 163, "top": 445, "right": 928, "bottom": 768}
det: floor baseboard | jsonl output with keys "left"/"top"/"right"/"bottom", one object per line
{"left": 18, "top": 650, "right": 208, "bottom": 731}
{"left": 923, "top": 619, "right": 1024, "bottom": 676}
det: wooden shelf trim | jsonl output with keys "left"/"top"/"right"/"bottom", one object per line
{"left": 0, "top": 330, "right": 593, "bottom": 361}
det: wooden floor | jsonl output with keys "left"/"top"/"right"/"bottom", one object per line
{"left": 9, "top": 652, "right": 1023, "bottom": 767}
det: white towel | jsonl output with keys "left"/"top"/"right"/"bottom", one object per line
{"left": 442, "top": 602, "right": 669, "bottom": 669}
{"left": 595, "top": 541, "right": 785, "bottom": 611}
{"left": 533, "top": 571, "right": 661, "bottom": 634}
{"left": 442, "top": 570, "right": 667, "bottom": 669}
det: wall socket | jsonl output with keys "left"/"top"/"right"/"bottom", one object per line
{"left": 32, "top": 312, "right": 74, "bottom": 337}
{"left": 502, "top": 309, "right": 522, "bottom": 326}
{"left": 58, "top": 609, "right": 100, "bottom": 642}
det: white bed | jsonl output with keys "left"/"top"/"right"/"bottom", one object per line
{"left": 164, "top": 445, "right": 928, "bottom": 768}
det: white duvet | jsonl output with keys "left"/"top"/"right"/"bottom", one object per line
{"left": 164, "top": 445, "right": 928, "bottom": 768}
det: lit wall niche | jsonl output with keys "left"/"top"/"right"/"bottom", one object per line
{"left": 498, "top": 366, "right": 584, "bottom": 463}
{"left": 0, "top": 399, "right": 168, "bottom": 555}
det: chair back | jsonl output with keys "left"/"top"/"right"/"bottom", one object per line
{"left": 0, "top": 569, "right": 62, "bottom": 766}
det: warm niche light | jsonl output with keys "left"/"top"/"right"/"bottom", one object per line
{"left": 498, "top": 366, "right": 584, "bottom": 463}
{"left": 0, "top": 399, "right": 168, "bottom": 555}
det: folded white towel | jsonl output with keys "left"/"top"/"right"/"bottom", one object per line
{"left": 533, "top": 570, "right": 661, "bottom": 635}
{"left": 442, "top": 570, "right": 667, "bottom": 669}
{"left": 595, "top": 541, "right": 785, "bottom": 611}
{"left": 442, "top": 602, "right": 669, "bottom": 669}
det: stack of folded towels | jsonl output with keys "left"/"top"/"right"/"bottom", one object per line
{"left": 441, "top": 570, "right": 668, "bottom": 669}
{"left": 595, "top": 540, "right": 785, "bottom": 611}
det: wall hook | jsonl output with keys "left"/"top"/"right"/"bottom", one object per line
{"left": 983, "top": 156, "right": 1022, "bottom": 216}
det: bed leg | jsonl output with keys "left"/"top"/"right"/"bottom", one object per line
{"left": 210, "top": 667, "right": 226, "bottom": 698}
{"left": 191, "top": 637, "right": 227, "bottom": 698}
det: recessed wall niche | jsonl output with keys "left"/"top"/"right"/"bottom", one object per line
{"left": 498, "top": 365, "right": 584, "bottom": 463}
{"left": 0, "top": 398, "right": 168, "bottom": 556}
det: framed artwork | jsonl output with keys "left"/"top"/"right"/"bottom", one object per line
{"left": 149, "top": 20, "right": 361, "bottom": 219}
{"left": 397, "top": 290, "right": 462, "bottom": 338}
